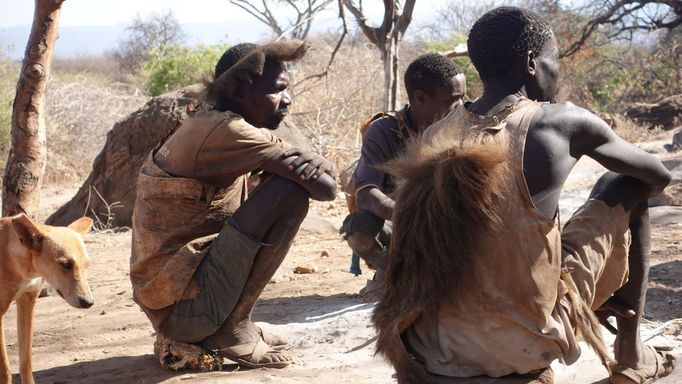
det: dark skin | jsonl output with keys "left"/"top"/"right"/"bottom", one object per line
{"left": 156, "top": 58, "right": 336, "bottom": 366}
{"left": 356, "top": 73, "right": 467, "bottom": 220}
{"left": 468, "top": 32, "right": 671, "bottom": 374}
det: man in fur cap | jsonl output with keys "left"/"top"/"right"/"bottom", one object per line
{"left": 130, "top": 40, "right": 336, "bottom": 369}
{"left": 373, "top": 7, "right": 675, "bottom": 384}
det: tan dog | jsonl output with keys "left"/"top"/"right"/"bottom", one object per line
{"left": 0, "top": 213, "right": 94, "bottom": 384}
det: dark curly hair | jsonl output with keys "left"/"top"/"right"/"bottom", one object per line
{"left": 214, "top": 43, "right": 259, "bottom": 78}
{"left": 404, "top": 53, "right": 462, "bottom": 102}
{"left": 468, "top": 6, "right": 553, "bottom": 81}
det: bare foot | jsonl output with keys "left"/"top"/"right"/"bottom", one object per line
{"left": 256, "top": 325, "right": 288, "bottom": 347}
{"left": 200, "top": 319, "right": 293, "bottom": 368}
{"left": 611, "top": 345, "right": 675, "bottom": 384}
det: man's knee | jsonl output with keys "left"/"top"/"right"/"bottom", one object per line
{"left": 589, "top": 172, "right": 649, "bottom": 212}
{"left": 589, "top": 171, "right": 621, "bottom": 199}
{"left": 342, "top": 210, "right": 389, "bottom": 269}
{"left": 258, "top": 175, "right": 310, "bottom": 214}
{"left": 341, "top": 210, "right": 385, "bottom": 237}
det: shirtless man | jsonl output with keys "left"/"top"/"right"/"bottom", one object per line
{"left": 373, "top": 7, "right": 675, "bottom": 384}
{"left": 130, "top": 40, "right": 336, "bottom": 369}
{"left": 342, "top": 53, "right": 465, "bottom": 296}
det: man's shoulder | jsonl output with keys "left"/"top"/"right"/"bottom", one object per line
{"left": 534, "top": 101, "right": 594, "bottom": 123}
{"left": 365, "top": 113, "right": 399, "bottom": 133}
{"left": 185, "top": 109, "right": 244, "bottom": 129}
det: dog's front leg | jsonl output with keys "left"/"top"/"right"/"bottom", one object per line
{"left": 16, "top": 290, "right": 38, "bottom": 384}
{"left": 0, "top": 299, "right": 12, "bottom": 384}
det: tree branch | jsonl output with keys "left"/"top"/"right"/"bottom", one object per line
{"left": 560, "top": 0, "right": 682, "bottom": 58}
{"left": 343, "top": 0, "right": 384, "bottom": 46}
{"left": 294, "top": 0, "right": 349, "bottom": 85}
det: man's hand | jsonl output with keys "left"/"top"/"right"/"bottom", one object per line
{"left": 283, "top": 148, "right": 337, "bottom": 181}
{"left": 594, "top": 296, "right": 636, "bottom": 335}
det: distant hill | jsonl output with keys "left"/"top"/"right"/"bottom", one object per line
{"left": 0, "top": 21, "right": 271, "bottom": 60}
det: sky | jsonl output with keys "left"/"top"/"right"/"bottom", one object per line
{"left": 0, "top": 0, "right": 447, "bottom": 58}
{"left": 0, "top": 0, "right": 446, "bottom": 28}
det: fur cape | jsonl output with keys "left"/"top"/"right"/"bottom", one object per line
{"left": 372, "top": 133, "right": 613, "bottom": 382}
{"left": 372, "top": 135, "right": 510, "bottom": 383}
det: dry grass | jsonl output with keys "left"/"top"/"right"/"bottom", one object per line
{"left": 44, "top": 70, "right": 148, "bottom": 185}
{"left": 289, "top": 35, "right": 421, "bottom": 168}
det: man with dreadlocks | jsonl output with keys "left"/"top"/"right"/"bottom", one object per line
{"left": 130, "top": 40, "right": 336, "bottom": 369}
{"left": 341, "top": 53, "right": 465, "bottom": 299}
{"left": 373, "top": 6, "right": 675, "bottom": 384}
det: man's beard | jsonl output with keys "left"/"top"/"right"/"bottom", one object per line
{"left": 265, "top": 111, "right": 286, "bottom": 130}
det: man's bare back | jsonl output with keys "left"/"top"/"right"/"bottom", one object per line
{"left": 373, "top": 7, "right": 674, "bottom": 384}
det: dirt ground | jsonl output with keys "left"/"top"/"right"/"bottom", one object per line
{"left": 4, "top": 153, "right": 682, "bottom": 384}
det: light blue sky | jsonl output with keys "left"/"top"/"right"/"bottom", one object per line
{"left": 0, "top": 0, "right": 445, "bottom": 27}
{"left": 0, "top": 0, "right": 447, "bottom": 58}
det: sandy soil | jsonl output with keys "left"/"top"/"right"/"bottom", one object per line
{"left": 3, "top": 154, "right": 682, "bottom": 384}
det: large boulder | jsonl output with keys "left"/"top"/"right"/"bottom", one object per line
{"left": 625, "top": 94, "right": 682, "bottom": 130}
{"left": 47, "top": 85, "right": 309, "bottom": 228}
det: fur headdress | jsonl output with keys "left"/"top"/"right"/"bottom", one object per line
{"left": 203, "top": 39, "right": 309, "bottom": 106}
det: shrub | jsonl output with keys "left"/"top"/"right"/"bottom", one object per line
{"left": 420, "top": 33, "right": 483, "bottom": 101}
{"left": 0, "top": 50, "right": 19, "bottom": 167}
{"left": 144, "top": 43, "right": 227, "bottom": 96}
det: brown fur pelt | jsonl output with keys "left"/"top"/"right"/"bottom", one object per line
{"left": 561, "top": 273, "right": 614, "bottom": 374}
{"left": 202, "top": 39, "right": 309, "bottom": 105}
{"left": 153, "top": 333, "right": 223, "bottom": 372}
{"left": 372, "top": 135, "right": 510, "bottom": 383}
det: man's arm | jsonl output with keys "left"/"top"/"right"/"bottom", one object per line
{"left": 260, "top": 152, "right": 337, "bottom": 201}
{"left": 356, "top": 186, "right": 394, "bottom": 221}
{"left": 566, "top": 104, "right": 672, "bottom": 195}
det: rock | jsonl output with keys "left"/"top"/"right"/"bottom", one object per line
{"left": 649, "top": 206, "right": 682, "bottom": 227}
{"left": 293, "top": 265, "right": 318, "bottom": 274}
{"left": 625, "top": 94, "right": 682, "bottom": 130}
{"left": 637, "top": 140, "right": 670, "bottom": 154}
{"left": 298, "top": 211, "right": 339, "bottom": 235}
{"left": 47, "top": 84, "right": 310, "bottom": 228}
{"left": 650, "top": 184, "right": 682, "bottom": 207}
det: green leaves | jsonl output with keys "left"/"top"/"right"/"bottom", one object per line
{"left": 143, "top": 43, "right": 228, "bottom": 96}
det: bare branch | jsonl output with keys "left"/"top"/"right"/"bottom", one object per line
{"left": 294, "top": 0, "right": 350, "bottom": 85}
{"left": 561, "top": 0, "right": 682, "bottom": 58}
{"left": 230, "top": 0, "right": 284, "bottom": 36}
{"left": 343, "top": 0, "right": 384, "bottom": 45}
{"left": 395, "top": 0, "right": 416, "bottom": 35}
{"left": 230, "top": 0, "right": 333, "bottom": 39}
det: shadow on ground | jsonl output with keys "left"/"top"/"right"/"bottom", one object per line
{"left": 646, "top": 260, "right": 682, "bottom": 323}
{"left": 253, "top": 293, "right": 372, "bottom": 324}
{"left": 25, "top": 355, "right": 177, "bottom": 384}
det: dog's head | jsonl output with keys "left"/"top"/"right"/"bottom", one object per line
{"left": 11, "top": 214, "right": 95, "bottom": 309}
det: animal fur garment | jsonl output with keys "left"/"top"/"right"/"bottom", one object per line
{"left": 203, "top": 39, "right": 309, "bottom": 105}
{"left": 372, "top": 136, "right": 510, "bottom": 383}
{"left": 561, "top": 272, "right": 614, "bottom": 374}
{"left": 154, "top": 333, "right": 223, "bottom": 372}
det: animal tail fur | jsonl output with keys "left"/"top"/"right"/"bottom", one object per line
{"left": 372, "top": 136, "right": 510, "bottom": 383}
{"left": 561, "top": 272, "right": 614, "bottom": 374}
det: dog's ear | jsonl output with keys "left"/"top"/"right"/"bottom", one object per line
{"left": 11, "top": 213, "right": 44, "bottom": 252}
{"left": 67, "top": 217, "right": 93, "bottom": 235}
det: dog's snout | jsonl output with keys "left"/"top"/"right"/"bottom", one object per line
{"left": 79, "top": 297, "right": 94, "bottom": 308}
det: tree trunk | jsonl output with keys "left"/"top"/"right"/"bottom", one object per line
{"left": 383, "top": 32, "right": 401, "bottom": 111}
{"left": 3, "top": 0, "right": 63, "bottom": 217}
